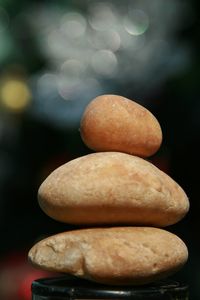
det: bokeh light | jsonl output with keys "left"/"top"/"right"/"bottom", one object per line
{"left": 124, "top": 9, "right": 149, "bottom": 36}
{"left": 88, "top": 30, "right": 121, "bottom": 52}
{"left": 91, "top": 50, "right": 118, "bottom": 76}
{"left": 88, "top": 2, "right": 117, "bottom": 31}
{"left": 60, "top": 12, "right": 87, "bottom": 39}
{"left": 60, "top": 59, "right": 85, "bottom": 78}
{"left": 0, "top": 79, "right": 31, "bottom": 112}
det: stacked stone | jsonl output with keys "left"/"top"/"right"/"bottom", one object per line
{"left": 28, "top": 95, "right": 189, "bottom": 286}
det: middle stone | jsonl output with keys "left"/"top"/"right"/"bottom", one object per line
{"left": 38, "top": 152, "right": 189, "bottom": 227}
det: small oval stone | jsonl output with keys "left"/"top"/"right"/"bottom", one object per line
{"left": 28, "top": 227, "right": 188, "bottom": 285}
{"left": 80, "top": 95, "right": 162, "bottom": 157}
{"left": 38, "top": 152, "right": 189, "bottom": 227}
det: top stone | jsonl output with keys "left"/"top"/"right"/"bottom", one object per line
{"left": 80, "top": 95, "right": 162, "bottom": 157}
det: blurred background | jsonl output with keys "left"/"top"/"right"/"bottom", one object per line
{"left": 0, "top": 0, "right": 199, "bottom": 299}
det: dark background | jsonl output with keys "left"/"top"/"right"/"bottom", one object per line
{"left": 0, "top": 0, "right": 199, "bottom": 299}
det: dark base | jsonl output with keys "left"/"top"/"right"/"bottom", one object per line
{"left": 32, "top": 275, "right": 189, "bottom": 300}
